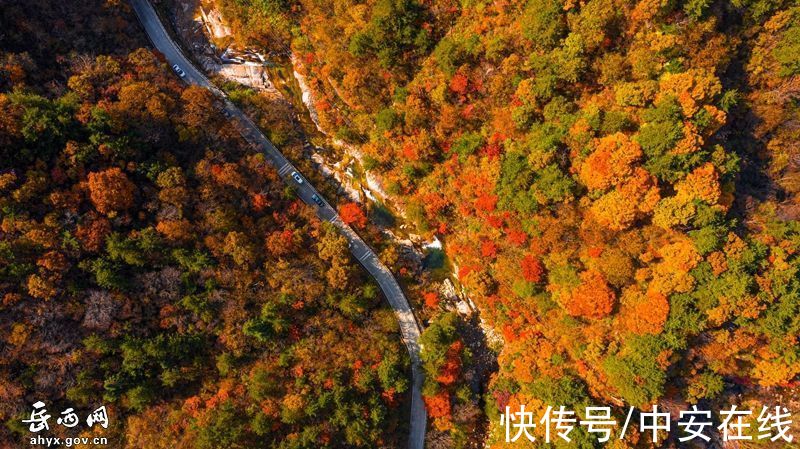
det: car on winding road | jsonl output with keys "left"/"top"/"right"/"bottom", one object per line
{"left": 128, "top": 2, "right": 427, "bottom": 446}
{"left": 171, "top": 64, "right": 186, "bottom": 78}
{"left": 291, "top": 171, "right": 304, "bottom": 184}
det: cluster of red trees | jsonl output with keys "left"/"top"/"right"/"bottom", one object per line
{"left": 218, "top": 0, "right": 800, "bottom": 446}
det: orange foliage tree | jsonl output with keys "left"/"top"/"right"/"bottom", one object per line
{"left": 565, "top": 270, "right": 616, "bottom": 319}
{"left": 87, "top": 167, "right": 135, "bottom": 215}
{"left": 619, "top": 289, "right": 670, "bottom": 335}
{"left": 579, "top": 132, "right": 643, "bottom": 191}
{"left": 423, "top": 390, "right": 452, "bottom": 429}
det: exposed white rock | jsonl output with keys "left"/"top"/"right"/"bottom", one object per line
{"left": 291, "top": 57, "right": 323, "bottom": 131}
{"left": 424, "top": 236, "right": 443, "bottom": 250}
{"left": 310, "top": 153, "right": 362, "bottom": 202}
{"left": 480, "top": 318, "right": 505, "bottom": 351}
{"left": 198, "top": 6, "right": 231, "bottom": 39}
{"left": 216, "top": 63, "right": 274, "bottom": 91}
{"left": 365, "top": 172, "right": 389, "bottom": 201}
{"left": 455, "top": 299, "right": 473, "bottom": 316}
{"left": 440, "top": 279, "right": 458, "bottom": 301}
{"left": 290, "top": 56, "right": 393, "bottom": 205}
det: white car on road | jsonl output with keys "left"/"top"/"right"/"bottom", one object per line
{"left": 172, "top": 64, "right": 186, "bottom": 78}
{"left": 291, "top": 171, "right": 304, "bottom": 184}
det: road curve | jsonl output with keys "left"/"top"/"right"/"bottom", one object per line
{"left": 128, "top": 1, "right": 427, "bottom": 447}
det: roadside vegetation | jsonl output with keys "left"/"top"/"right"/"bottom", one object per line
{"left": 216, "top": 0, "right": 800, "bottom": 447}
{"left": 0, "top": 2, "right": 409, "bottom": 447}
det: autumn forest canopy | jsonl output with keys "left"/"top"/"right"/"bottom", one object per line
{"left": 220, "top": 0, "right": 800, "bottom": 446}
{"left": 0, "top": 1, "right": 409, "bottom": 448}
{"left": 1, "top": 0, "right": 800, "bottom": 447}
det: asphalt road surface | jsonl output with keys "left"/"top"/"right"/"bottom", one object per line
{"left": 129, "top": 1, "right": 427, "bottom": 447}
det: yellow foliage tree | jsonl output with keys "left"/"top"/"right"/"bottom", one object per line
{"left": 675, "top": 162, "right": 722, "bottom": 204}
{"left": 657, "top": 68, "right": 722, "bottom": 117}
{"left": 649, "top": 238, "right": 701, "bottom": 295}
{"left": 591, "top": 167, "right": 660, "bottom": 230}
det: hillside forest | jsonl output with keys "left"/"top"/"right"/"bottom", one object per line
{"left": 1, "top": 0, "right": 799, "bottom": 448}
{"left": 211, "top": 0, "right": 800, "bottom": 447}
{"left": 0, "top": 1, "right": 412, "bottom": 448}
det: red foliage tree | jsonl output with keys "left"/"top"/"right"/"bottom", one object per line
{"left": 265, "top": 229, "right": 295, "bottom": 257}
{"left": 251, "top": 192, "right": 270, "bottom": 212}
{"left": 507, "top": 229, "right": 528, "bottom": 247}
{"left": 436, "top": 340, "right": 464, "bottom": 386}
{"left": 475, "top": 193, "right": 497, "bottom": 213}
{"left": 75, "top": 214, "right": 111, "bottom": 252}
{"left": 449, "top": 73, "right": 469, "bottom": 95}
{"left": 423, "top": 291, "right": 440, "bottom": 308}
{"left": 338, "top": 202, "right": 368, "bottom": 229}
{"left": 481, "top": 240, "right": 498, "bottom": 258}
{"left": 520, "top": 254, "right": 544, "bottom": 283}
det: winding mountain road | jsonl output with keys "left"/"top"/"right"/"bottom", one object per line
{"left": 128, "top": 1, "right": 426, "bottom": 447}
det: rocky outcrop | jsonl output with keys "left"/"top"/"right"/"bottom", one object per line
{"left": 198, "top": 5, "right": 231, "bottom": 38}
